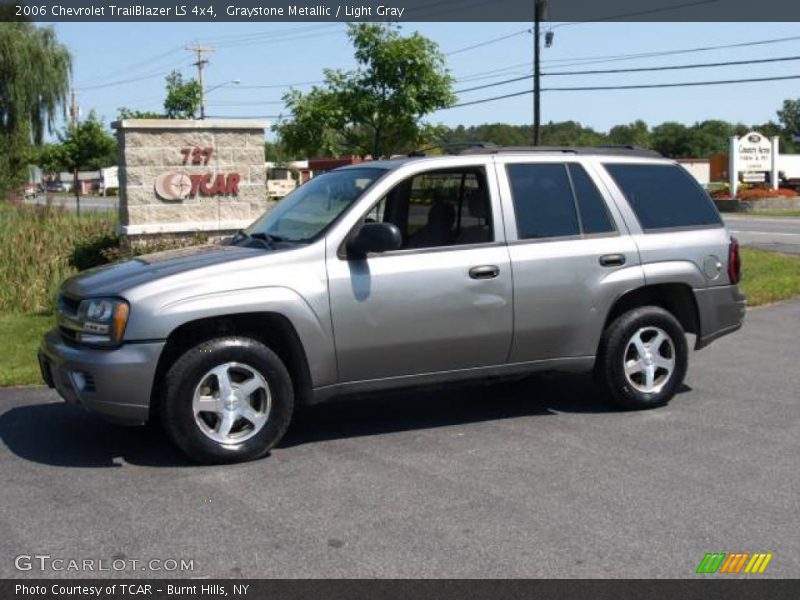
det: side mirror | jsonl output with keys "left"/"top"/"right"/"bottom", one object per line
{"left": 347, "top": 222, "right": 402, "bottom": 259}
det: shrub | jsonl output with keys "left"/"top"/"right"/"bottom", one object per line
{"left": 737, "top": 188, "right": 798, "bottom": 200}
{"left": 0, "top": 202, "right": 116, "bottom": 314}
{"left": 71, "top": 231, "right": 209, "bottom": 271}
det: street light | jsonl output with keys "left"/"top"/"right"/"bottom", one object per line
{"left": 201, "top": 79, "right": 241, "bottom": 119}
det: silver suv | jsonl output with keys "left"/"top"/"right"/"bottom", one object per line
{"left": 39, "top": 147, "right": 746, "bottom": 463}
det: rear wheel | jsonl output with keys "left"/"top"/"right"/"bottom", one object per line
{"left": 162, "top": 337, "right": 293, "bottom": 464}
{"left": 597, "top": 306, "right": 688, "bottom": 410}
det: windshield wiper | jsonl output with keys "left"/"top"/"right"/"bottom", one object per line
{"left": 251, "top": 232, "right": 289, "bottom": 244}
{"left": 229, "top": 229, "right": 273, "bottom": 249}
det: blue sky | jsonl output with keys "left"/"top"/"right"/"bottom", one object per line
{"left": 50, "top": 21, "right": 800, "bottom": 140}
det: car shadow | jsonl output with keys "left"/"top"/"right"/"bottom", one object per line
{"left": 279, "top": 372, "right": 692, "bottom": 448}
{"left": 0, "top": 401, "right": 194, "bottom": 468}
{"left": 0, "top": 374, "right": 691, "bottom": 467}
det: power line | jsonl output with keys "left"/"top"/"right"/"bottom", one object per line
{"left": 446, "top": 28, "right": 531, "bottom": 56}
{"left": 80, "top": 64, "right": 193, "bottom": 91}
{"left": 536, "top": 34, "right": 800, "bottom": 67}
{"left": 237, "top": 80, "right": 324, "bottom": 90}
{"left": 200, "top": 24, "right": 340, "bottom": 45}
{"left": 447, "top": 74, "right": 800, "bottom": 108}
{"left": 550, "top": 0, "right": 720, "bottom": 29}
{"left": 546, "top": 74, "right": 800, "bottom": 91}
{"left": 76, "top": 46, "right": 184, "bottom": 86}
{"left": 454, "top": 53, "right": 800, "bottom": 94}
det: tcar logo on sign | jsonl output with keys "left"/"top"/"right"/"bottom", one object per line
{"left": 154, "top": 146, "right": 241, "bottom": 201}
{"left": 696, "top": 552, "right": 773, "bottom": 574}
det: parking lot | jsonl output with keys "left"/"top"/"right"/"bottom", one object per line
{"left": 0, "top": 299, "right": 798, "bottom": 578}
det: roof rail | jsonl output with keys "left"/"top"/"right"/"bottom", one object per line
{"left": 456, "top": 144, "right": 662, "bottom": 158}
{"left": 408, "top": 141, "right": 499, "bottom": 157}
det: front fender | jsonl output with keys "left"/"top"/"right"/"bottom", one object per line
{"left": 125, "top": 286, "right": 337, "bottom": 388}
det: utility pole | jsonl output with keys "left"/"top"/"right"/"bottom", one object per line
{"left": 186, "top": 44, "right": 214, "bottom": 119}
{"left": 70, "top": 89, "right": 80, "bottom": 216}
{"left": 533, "top": 0, "right": 548, "bottom": 146}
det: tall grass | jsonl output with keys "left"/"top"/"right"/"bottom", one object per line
{"left": 0, "top": 201, "right": 116, "bottom": 314}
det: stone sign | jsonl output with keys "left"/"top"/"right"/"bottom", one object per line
{"left": 112, "top": 119, "right": 270, "bottom": 240}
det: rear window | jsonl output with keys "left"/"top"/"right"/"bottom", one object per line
{"left": 604, "top": 163, "right": 721, "bottom": 231}
{"left": 568, "top": 164, "right": 615, "bottom": 235}
{"left": 506, "top": 163, "right": 580, "bottom": 239}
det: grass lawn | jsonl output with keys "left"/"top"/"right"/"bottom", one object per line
{"left": 0, "top": 249, "right": 798, "bottom": 387}
{"left": 740, "top": 248, "right": 800, "bottom": 307}
{"left": 0, "top": 313, "right": 53, "bottom": 387}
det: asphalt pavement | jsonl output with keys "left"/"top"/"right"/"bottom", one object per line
{"left": 723, "top": 214, "right": 800, "bottom": 255}
{"left": 1, "top": 300, "right": 798, "bottom": 578}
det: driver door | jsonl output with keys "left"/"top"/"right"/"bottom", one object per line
{"left": 326, "top": 163, "right": 513, "bottom": 383}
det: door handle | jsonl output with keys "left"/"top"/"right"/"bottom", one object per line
{"left": 469, "top": 265, "right": 500, "bottom": 279}
{"left": 598, "top": 254, "right": 626, "bottom": 267}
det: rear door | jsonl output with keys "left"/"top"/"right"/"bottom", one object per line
{"left": 496, "top": 156, "right": 645, "bottom": 362}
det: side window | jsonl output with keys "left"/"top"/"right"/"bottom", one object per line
{"left": 567, "top": 164, "right": 616, "bottom": 235}
{"left": 604, "top": 163, "right": 722, "bottom": 231}
{"left": 371, "top": 167, "right": 493, "bottom": 250}
{"left": 506, "top": 163, "right": 580, "bottom": 239}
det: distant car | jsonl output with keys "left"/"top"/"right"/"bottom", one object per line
{"left": 39, "top": 146, "right": 746, "bottom": 464}
{"left": 46, "top": 181, "right": 70, "bottom": 193}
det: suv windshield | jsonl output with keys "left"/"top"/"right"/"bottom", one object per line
{"left": 247, "top": 167, "right": 386, "bottom": 242}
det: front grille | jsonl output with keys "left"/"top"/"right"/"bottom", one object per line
{"left": 58, "top": 326, "right": 79, "bottom": 344}
{"left": 56, "top": 293, "right": 82, "bottom": 345}
{"left": 57, "top": 294, "right": 80, "bottom": 317}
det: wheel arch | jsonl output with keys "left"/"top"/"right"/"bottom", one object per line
{"left": 602, "top": 283, "right": 701, "bottom": 342}
{"left": 150, "top": 311, "right": 314, "bottom": 419}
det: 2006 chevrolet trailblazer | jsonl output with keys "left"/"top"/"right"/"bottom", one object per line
{"left": 39, "top": 147, "right": 746, "bottom": 463}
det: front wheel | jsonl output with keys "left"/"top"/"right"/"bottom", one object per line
{"left": 162, "top": 337, "right": 294, "bottom": 464}
{"left": 597, "top": 306, "right": 688, "bottom": 410}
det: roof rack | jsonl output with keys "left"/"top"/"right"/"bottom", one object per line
{"left": 408, "top": 141, "right": 498, "bottom": 157}
{"left": 456, "top": 144, "right": 662, "bottom": 158}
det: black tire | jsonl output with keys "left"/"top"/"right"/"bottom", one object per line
{"left": 597, "top": 306, "right": 688, "bottom": 410}
{"left": 162, "top": 337, "right": 294, "bottom": 464}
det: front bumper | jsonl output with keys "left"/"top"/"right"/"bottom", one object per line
{"left": 38, "top": 329, "right": 165, "bottom": 425}
{"left": 694, "top": 284, "right": 747, "bottom": 350}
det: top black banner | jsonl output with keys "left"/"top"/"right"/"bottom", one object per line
{"left": 2, "top": 0, "right": 800, "bottom": 22}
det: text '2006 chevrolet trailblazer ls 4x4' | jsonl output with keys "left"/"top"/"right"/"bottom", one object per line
{"left": 39, "top": 147, "right": 746, "bottom": 463}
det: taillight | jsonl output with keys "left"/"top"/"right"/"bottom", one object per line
{"left": 728, "top": 237, "right": 741, "bottom": 284}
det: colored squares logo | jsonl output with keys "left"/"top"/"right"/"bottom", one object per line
{"left": 696, "top": 552, "right": 773, "bottom": 574}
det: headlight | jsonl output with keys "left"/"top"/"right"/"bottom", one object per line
{"left": 76, "top": 298, "right": 130, "bottom": 346}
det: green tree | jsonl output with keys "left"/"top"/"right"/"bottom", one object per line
{"left": 116, "top": 70, "right": 200, "bottom": 120}
{"left": 0, "top": 22, "right": 71, "bottom": 198}
{"left": 777, "top": 99, "right": 800, "bottom": 136}
{"left": 116, "top": 108, "right": 164, "bottom": 120}
{"left": 608, "top": 120, "right": 650, "bottom": 147}
{"left": 163, "top": 70, "right": 201, "bottom": 119}
{"left": 541, "top": 120, "right": 606, "bottom": 146}
{"left": 650, "top": 121, "right": 694, "bottom": 158}
{"left": 276, "top": 23, "right": 455, "bottom": 158}
{"left": 41, "top": 112, "right": 117, "bottom": 211}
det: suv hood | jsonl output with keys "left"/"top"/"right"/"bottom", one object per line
{"left": 61, "top": 244, "right": 266, "bottom": 298}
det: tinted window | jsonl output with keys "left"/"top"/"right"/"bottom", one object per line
{"left": 371, "top": 168, "right": 493, "bottom": 250}
{"left": 506, "top": 164, "right": 580, "bottom": 239}
{"left": 568, "top": 164, "right": 615, "bottom": 234}
{"left": 604, "top": 163, "right": 722, "bottom": 231}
